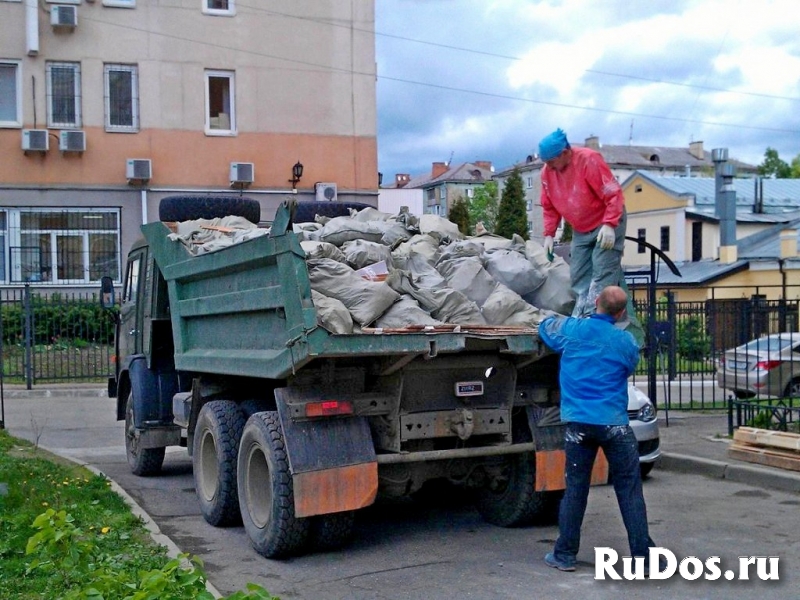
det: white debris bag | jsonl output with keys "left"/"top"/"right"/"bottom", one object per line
{"left": 300, "top": 240, "right": 347, "bottom": 263}
{"left": 484, "top": 248, "right": 546, "bottom": 297}
{"left": 307, "top": 258, "right": 399, "bottom": 326}
{"left": 481, "top": 285, "right": 552, "bottom": 326}
{"left": 373, "top": 294, "right": 443, "bottom": 329}
{"left": 387, "top": 270, "right": 486, "bottom": 325}
{"left": 341, "top": 239, "right": 394, "bottom": 270}
{"left": 317, "top": 216, "right": 388, "bottom": 246}
{"left": 435, "top": 256, "right": 497, "bottom": 307}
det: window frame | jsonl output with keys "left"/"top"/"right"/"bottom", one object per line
{"left": 204, "top": 69, "right": 236, "bottom": 135}
{"left": 102, "top": 0, "right": 136, "bottom": 7}
{"left": 46, "top": 61, "right": 82, "bottom": 129}
{"left": 0, "top": 60, "right": 22, "bottom": 128}
{"left": 637, "top": 228, "right": 646, "bottom": 254}
{"left": 104, "top": 63, "right": 139, "bottom": 132}
{"left": 660, "top": 225, "right": 670, "bottom": 252}
{"left": 202, "top": 0, "right": 235, "bottom": 16}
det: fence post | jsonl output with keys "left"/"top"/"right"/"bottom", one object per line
{"left": 23, "top": 284, "right": 33, "bottom": 389}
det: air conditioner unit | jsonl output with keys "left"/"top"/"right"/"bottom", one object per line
{"left": 22, "top": 129, "right": 49, "bottom": 152}
{"left": 59, "top": 130, "right": 85, "bottom": 152}
{"left": 51, "top": 5, "right": 77, "bottom": 28}
{"left": 230, "top": 162, "right": 254, "bottom": 185}
{"left": 315, "top": 182, "right": 338, "bottom": 202}
{"left": 126, "top": 158, "right": 152, "bottom": 180}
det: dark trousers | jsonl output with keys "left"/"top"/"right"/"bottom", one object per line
{"left": 553, "top": 422, "right": 654, "bottom": 565}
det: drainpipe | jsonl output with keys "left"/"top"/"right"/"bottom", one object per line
{"left": 140, "top": 189, "right": 148, "bottom": 224}
{"left": 25, "top": 0, "right": 39, "bottom": 56}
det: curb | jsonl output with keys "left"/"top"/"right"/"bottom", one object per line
{"left": 36, "top": 444, "right": 225, "bottom": 600}
{"left": 658, "top": 451, "right": 800, "bottom": 494}
{"left": 1, "top": 387, "right": 107, "bottom": 399}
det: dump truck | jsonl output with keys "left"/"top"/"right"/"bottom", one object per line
{"left": 103, "top": 196, "right": 608, "bottom": 559}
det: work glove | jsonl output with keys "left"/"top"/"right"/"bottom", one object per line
{"left": 544, "top": 235, "right": 554, "bottom": 261}
{"left": 596, "top": 224, "right": 615, "bottom": 250}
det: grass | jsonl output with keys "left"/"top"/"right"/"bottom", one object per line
{"left": 1, "top": 343, "right": 113, "bottom": 384}
{"left": 0, "top": 429, "right": 278, "bottom": 600}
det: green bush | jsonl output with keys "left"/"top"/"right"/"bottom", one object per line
{"left": 1, "top": 294, "right": 117, "bottom": 346}
{"left": 676, "top": 316, "right": 710, "bottom": 361}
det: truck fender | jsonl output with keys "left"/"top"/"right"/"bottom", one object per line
{"left": 127, "top": 357, "right": 178, "bottom": 428}
{"left": 274, "top": 388, "right": 378, "bottom": 518}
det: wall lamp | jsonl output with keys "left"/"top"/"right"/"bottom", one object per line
{"left": 289, "top": 161, "right": 304, "bottom": 191}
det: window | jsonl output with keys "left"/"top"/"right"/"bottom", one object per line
{"left": 466, "top": 188, "right": 474, "bottom": 198}
{"left": 103, "top": 0, "right": 135, "bottom": 7}
{"left": 46, "top": 62, "right": 81, "bottom": 128}
{"left": 439, "top": 186, "right": 447, "bottom": 200}
{"left": 204, "top": 70, "right": 235, "bottom": 134}
{"left": 203, "top": 0, "right": 235, "bottom": 16}
{"left": 526, "top": 199, "right": 533, "bottom": 211}
{"left": 104, "top": 64, "right": 139, "bottom": 131}
{"left": 123, "top": 255, "right": 141, "bottom": 303}
{"left": 5, "top": 210, "right": 120, "bottom": 284}
{"left": 692, "top": 222, "right": 702, "bottom": 262}
{"left": 0, "top": 60, "right": 22, "bottom": 127}
{"left": 660, "top": 226, "right": 670, "bottom": 252}
{"left": 637, "top": 228, "right": 646, "bottom": 254}
{"left": 426, "top": 188, "right": 436, "bottom": 203}
{"left": 526, "top": 176, "right": 533, "bottom": 188}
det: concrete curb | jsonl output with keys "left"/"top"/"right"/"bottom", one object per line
{"left": 1, "top": 386, "right": 107, "bottom": 399}
{"left": 36, "top": 444, "right": 225, "bottom": 600}
{"left": 658, "top": 451, "right": 800, "bottom": 494}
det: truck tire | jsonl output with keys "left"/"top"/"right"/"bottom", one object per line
{"left": 193, "top": 400, "right": 246, "bottom": 527}
{"left": 237, "top": 411, "right": 310, "bottom": 558}
{"left": 292, "top": 201, "right": 372, "bottom": 223}
{"left": 159, "top": 195, "right": 262, "bottom": 224}
{"left": 473, "top": 452, "right": 550, "bottom": 527}
{"left": 125, "top": 390, "right": 165, "bottom": 476}
{"left": 309, "top": 511, "right": 356, "bottom": 552}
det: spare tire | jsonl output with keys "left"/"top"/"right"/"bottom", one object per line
{"left": 293, "top": 201, "right": 373, "bottom": 223}
{"left": 159, "top": 195, "right": 262, "bottom": 224}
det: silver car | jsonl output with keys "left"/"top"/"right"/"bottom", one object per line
{"left": 716, "top": 333, "right": 800, "bottom": 399}
{"left": 627, "top": 383, "right": 660, "bottom": 477}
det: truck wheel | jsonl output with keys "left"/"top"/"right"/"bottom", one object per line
{"left": 237, "top": 411, "right": 310, "bottom": 558}
{"left": 309, "top": 511, "right": 356, "bottom": 552}
{"left": 193, "top": 400, "right": 246, "bottom": 527}
{"left": 125, "top": 390, "right": 165, "bottom": 476}
{"left": 159, "top": 195, "right": 262, "bottom": 224}
{"left": 474, "top": 452, "right": 550, "bottom": 527}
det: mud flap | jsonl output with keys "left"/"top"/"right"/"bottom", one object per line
{"left": 274, "top": 388, "right": 378, "bottom": 518}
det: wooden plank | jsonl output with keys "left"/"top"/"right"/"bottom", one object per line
{"left": 728, "top": 442, "right": 800, "bottom": 472}
{"left": 733, "top": 427, "right": 800, "bottom": 453}
{"left": 200, "top": 224, "right": 237, "bottom": 233}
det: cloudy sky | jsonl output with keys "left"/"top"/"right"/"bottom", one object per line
{"left": 375, "top": 0, "right": 800, "bottom": 181}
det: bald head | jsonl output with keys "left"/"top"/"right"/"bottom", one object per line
{"left": 596, "top": 286, "right": 628, "bottom": 319}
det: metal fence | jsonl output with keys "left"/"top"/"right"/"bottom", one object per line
{"left": 0, "top": 285, "right": 116, "bottom": 387}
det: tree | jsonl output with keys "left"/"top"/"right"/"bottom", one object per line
{"left": 467, "top": 181, "right": 499, "bottom": 233}
{"left": 758, "top": 147, "right": 791, "bottom": 178}
{"left": 791, "top": 153, "right": 800, "bottom": 179}
{"left": 448, "top": 195, "right": 471, "bottom": 235}
{"left": 494, "top": 168, "right": 529, "bottom": 240}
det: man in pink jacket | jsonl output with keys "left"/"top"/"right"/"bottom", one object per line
{"left": 539, "top": 128, "right": 642, "bottom": 344}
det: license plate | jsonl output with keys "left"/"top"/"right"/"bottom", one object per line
{"left": 728, "top": 360, "right": 749, "bottom": 371}
{"left": 455, "top": 381, "right": 484, "bottom": 397}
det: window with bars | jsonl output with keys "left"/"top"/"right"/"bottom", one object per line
{"left": 0, "top": 60, "right": 22, "bottom": 127}
{"left": 203, "top": 0, "right": 234, "bottom": 15}
{"left": 205, "top": 70, "right": 236, "bottom": 134}
{"left": 46, "top": 62, "right": 81, "bottom": 128}
{"left": 4, "top": 209, "right": 120, "bottom": 284}
{"left": 104, "top": 64, "right": 139, "bottom": 131}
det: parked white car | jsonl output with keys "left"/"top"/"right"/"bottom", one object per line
{"left": 627, "top": 383, "right": 661, "bottom": 477}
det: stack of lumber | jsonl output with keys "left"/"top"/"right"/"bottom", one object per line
{"left": 729, "top": 427, "right": 800, "bottom": 472}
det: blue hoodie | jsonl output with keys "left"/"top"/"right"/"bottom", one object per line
{"left": 539, "top": 313, "right": 640, "bottom": 426}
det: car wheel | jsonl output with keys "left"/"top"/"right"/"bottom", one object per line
{"left": 734, "top": 390, "right": 755, "bottom": 400}
{"left": 159, "top": 195, "right": 261, "bottom": 224}
{"left": 640, "top": 462, "right": 654, "bottom": 478}
{"left": 783, "top": 378, "right": 800, "bottom": 398}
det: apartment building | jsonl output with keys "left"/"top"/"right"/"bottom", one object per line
{"left": 0, "top": 0, "right": 377, "bottom": 289}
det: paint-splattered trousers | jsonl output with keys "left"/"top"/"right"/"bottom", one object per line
{"left": 552, "top": 422, "right": 655, "bottom": 566}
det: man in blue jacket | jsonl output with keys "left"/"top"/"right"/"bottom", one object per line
{"left": 539, "top": 285, "right": 655, "bottom": 572}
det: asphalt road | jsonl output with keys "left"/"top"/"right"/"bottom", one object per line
{"left": 4, "top": 392, "right": 799, "bottom": 599}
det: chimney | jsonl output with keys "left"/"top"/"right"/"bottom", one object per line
{"left": 395, "top": 174, "right": 410, "bottom": 188}
{"left": 474, "top": 161, "right": 493, "bottom": 171}
{"left": 689, "top": 140, "right": 704, "bottom": 160}
{"left": 432, "top": 162, "right": 448, "bottom": 178}
{"left": 585, "top": 135, "right": 600, "bottom": 150}
{"left": 713, "top": 148, "right": 738, "bottom": 264}
{"left": 780, "top": 229, "right": 798, "bottom": 259}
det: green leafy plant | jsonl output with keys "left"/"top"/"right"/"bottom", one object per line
{"left": 676, "top": 316, "right": 710, "bottom": 361}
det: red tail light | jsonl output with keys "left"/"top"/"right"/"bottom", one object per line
{"left": 755, "top": 360, "right": 782, "bottom": 371}
{"left": 305, "top": 400, "right": 354, "bottom": 418}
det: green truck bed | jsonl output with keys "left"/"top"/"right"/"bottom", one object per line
{"left": 142, "top": 202, "right": 545, "bottom": 381}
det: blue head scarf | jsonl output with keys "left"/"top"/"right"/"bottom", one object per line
{"left": 538, "top": 129, "right": 569, "bottom": 161}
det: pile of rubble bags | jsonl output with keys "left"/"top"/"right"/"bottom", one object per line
{"left": 296, "top": 206, "right": 576, "bottom": 334}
